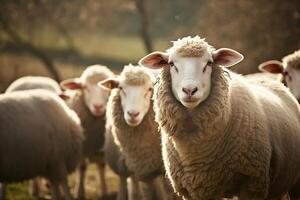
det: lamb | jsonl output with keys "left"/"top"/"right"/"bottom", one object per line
{"left": 5, "top": 76, "right": 62, "bottom": 95}
{"left": 258, "top": 50, "right": 300, "bottom": 102}
{"left": 139, "top": 36, "right": 300, "bottom": 200}
{"left": 60, "top": 64, "right": 114, "bottom": 199}
{"left": 0, "top": 89, "right": 84, "bottom": 200}
{"left": 99, "top": 64, "right": 178, "bottom": 200}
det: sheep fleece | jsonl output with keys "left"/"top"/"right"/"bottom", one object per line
{"left": 0, "top": 90, "right": 83, "bottom": 182}
{"left": 154, "top": 66, "right": 300, "bottom": 200}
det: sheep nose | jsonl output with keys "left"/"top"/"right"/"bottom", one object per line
{"left": 127, "top": 111, "right": 140, "bottom": 118}
{"left": 94, "top": 104, "right": 103, "bottom": 111}
{"left": 182, "top": 87, "right": 198, "bottom": 96}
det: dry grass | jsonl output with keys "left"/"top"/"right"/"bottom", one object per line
{"left": 5, "top": 164, "right": 119, "bottom": 200}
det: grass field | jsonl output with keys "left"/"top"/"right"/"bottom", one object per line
{"left": 5, "top": 164, "right": 119, "bottom": 200}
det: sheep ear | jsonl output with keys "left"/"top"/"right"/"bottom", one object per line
{"left": 58, "top": 92, "right": 70, "bottom": 100}
{"left": 98, "top": 78, "right": 120, "bottom": 91}
{"left": 212, "top": 48, "right": 244, "bottom": 67}
{"left": 258, "top": 60, "right": 283, "bottom": 74}
{"left": 60, "top": 78, "right": 83, "bottom": 90}
{"left": 139, "top": 52, "right": 169, "bottom": 69}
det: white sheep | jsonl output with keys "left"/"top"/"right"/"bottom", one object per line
{"left": 60, "top": 64, "right": 114, "bottom": 199}
{"left": 99, "top": 64, "right": 179, "bottom": 200}
{"left": 139, "top": 36, "right": 300, "bottom": 200}
{"left": 0, "top": 89, "right": 84, "bottom": 200}
{"left": 258, "top": 49, "right": 300, "bottom": 102}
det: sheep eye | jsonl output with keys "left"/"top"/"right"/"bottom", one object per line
{"left": 284, "top": 71, "right": 292, "bottom": 81}
{"left": 169, "top": 62, "right": 179, "bottom": 73}
{"left": 119, "top": 86, "right": 123, "bottom": 90}
{"left": 207, "top": 61, "right": 213, "bottom": 66}
{"left": 148, "top": 87, "right": 153, "bottom": 92}
{"left": 203, "top": 61, "right": 213, "bottom": 73}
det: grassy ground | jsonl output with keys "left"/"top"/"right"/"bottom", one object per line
{"left": 5, "top": 164, "right": 119, "bottom": 200}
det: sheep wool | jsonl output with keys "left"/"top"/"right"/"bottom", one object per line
{"left": 283, "top": 50, "right": 300, "bottom": 70}
{"left": 68, "top": 92, "right": 105, "bottom": 160}
{"left": 0, "top": 90, "right": 84, "bottom": 183}
{"left": 154, "top": 63, "right": 300, "bottom": 199}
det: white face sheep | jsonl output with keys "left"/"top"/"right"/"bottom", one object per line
{"left": 139, "top": 36, "right": 243, "bottom": 109}
{"left": 99, "top": 64, "right": 153, "bottom": 126}
{"left": 60, "top": 64, "right": 114, "bottom": 199}
{"left": 259, "top": 50, "right": 300, "bottom": 102}
{"left": 61, "top": 65, "right": 114, "bottom": 116}
{"left": 139, "top": 36, "right": 300, "bottom": 200}
{"left": 99, "top": 65, "right": 177, "bottom": 200}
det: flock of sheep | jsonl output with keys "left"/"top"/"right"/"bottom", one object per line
{"left": 0, "top": 36, "right": 300, "bottom": 200}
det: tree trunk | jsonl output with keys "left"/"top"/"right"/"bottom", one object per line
{"left": 135, "top": 0, "right": 154, "bottom": 53}
{"left": 0, "top": 16, "right": 61, "bottom": 82}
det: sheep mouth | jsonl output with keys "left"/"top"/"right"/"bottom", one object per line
{"left": 182, "top": 97, "right": 199, "bottom": 103}
{"left": 126, "top": 118, "right": 141, "bottom": 126}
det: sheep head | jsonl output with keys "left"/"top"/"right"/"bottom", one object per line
{"left": 139, "top": 36, "right": 243, "bottom": 109}
{"left": 61, "top": 65, "right": 114, "bottom": 116}
{"left": 98, "top": 64, "right": 154, "bottom": 126}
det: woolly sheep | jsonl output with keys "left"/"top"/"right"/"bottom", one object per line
{"left": 0, "top": 89, "right": 84, "bottom": 200}
{"left": 3, "top": 75, "right": 70, "bottom": 198}
{"left": 60, "top": 65, "right": 114, "bottom": 199}
{"left": 139, "top": 36, "right": 300, "bottom": 200}
{"left": 258, "top": 50, "right": 300, "bottom": 102}
{"left": 99, "top": 64, "right": 180, "bottom": 200}
{"left": 5, "top": 76, "right": 62, "bottom": 95}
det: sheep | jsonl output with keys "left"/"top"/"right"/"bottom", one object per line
{"left": 5, "top": 76, "right": 62, "bottom": 95}
{"left": 3, "top": 75, "right": 70, "bottom": 198}
{"left": 139, "top": 36, "right": 300, "bottom": 200}
{"left": 60, "top": 64, "right": 114, "bottom": 199}
{"left": 0, "top": 89, "right": 84, "bottom": 200}
{"left": 258, "top": 50, "right": 300, "bottom": 102}
{"left": 99, "top": 64, "right": 180, "bottom": 200}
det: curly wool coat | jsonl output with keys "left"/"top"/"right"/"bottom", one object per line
{"left": 106, "top": 89, "right": 163, "bottom": 181}
{"left": 153, "top": 65, "right": 300, "bottom": 200}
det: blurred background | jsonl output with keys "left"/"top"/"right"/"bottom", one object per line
{"left": 0, "top": 0, "right": 299, "bottom": 199}
{"left": 1, "top": 0, "right": 300, "bottom": 92}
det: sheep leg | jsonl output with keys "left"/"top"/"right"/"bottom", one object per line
{"left": 61, "top": 177, "right": 73, "bottom": 200}
{"left": 0, "top": 183, "right": 6, "bottom": 200}
{"left": 128, "top": 176, "right": 141, "bottom": 200}
{"left": 30, "top": 178, "right": 40, "bottom": 197}
{"left": 139, "top": 181, "right": 154, "bottom": 200}
{"left": 50, "top": 181, "right": 61, "bottom": 200}
{"left": 97, "top": 159, "right": 108, "bottom": 196}
{"left": 76, "top": 162, "right": 87, "bottom": 200}
{"left": 152, "top": 176, "right": 168, "bottom": 200}
{"left": 117, "top": 176, "right": 128, "bottom": 200}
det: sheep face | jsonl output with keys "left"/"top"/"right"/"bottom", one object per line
{"left": 259, "top": 59, "right": 300, "bottom": 102}
{"left": 139, "top": 36, "right": 243, "bottom": 109}
{"left": 99, "top": 66, "right": 153, "bottom": 126}
{"left": 61, "top": 78, "right": 110, "bottom": 116}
